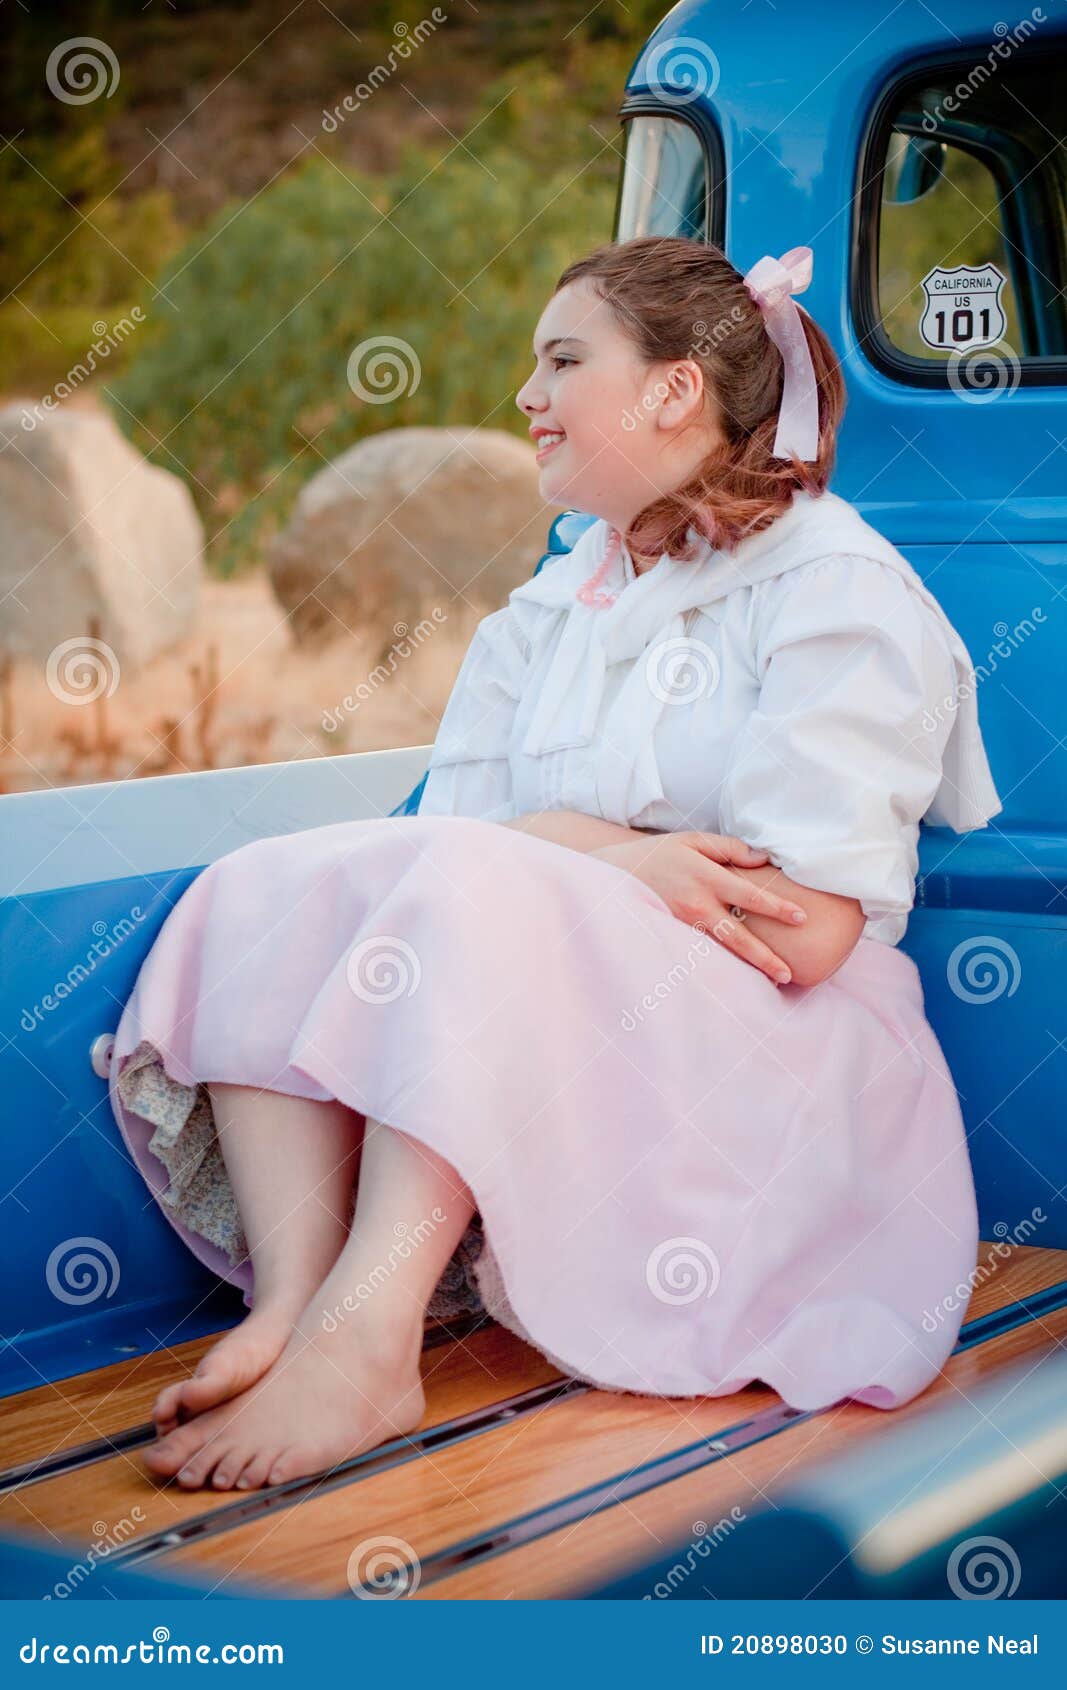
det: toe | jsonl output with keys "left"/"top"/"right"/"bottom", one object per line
{"left": 233, "top": 1451, "right": 275, "bottom": 1490}
{"left": 179, "top": 1379, "right": 220, "bottom": 1415}
{"left": 152, "top": 1381, "right": 186, "bottom": 1424}
{"left": 265, "top": 1444, "right": 334, "bottom": 1486}
{"left": 175, "top": 1438, "right": 227, "bottom": 1489}
{"left": 174, "top": 1319, "right": 290, "bottom": 1415}
{"left": 266, "top": 1448, "right": 301, "bottom": 1487}
{"left": 182, "top": 1353, "right": 234, "bottom": 1407}
{"left": 142, "top": 1435, "right": 187, "bottom": 1478}
{"left": 209, "top": 1445, "right": 250, "bottom": 1490}
{"left": 142, "top": 1416, "right": 214, "bottom": 1478}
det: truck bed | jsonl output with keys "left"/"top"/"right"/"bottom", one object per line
{"left": 3, "top": 1241, "right": 1065, "bottom": 1599}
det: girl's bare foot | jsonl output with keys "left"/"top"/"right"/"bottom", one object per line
{"left": 151, "top": 1299, "right": 305, "bottom": 1434}
{"left": 142, "top": 1308, "right": 426, "bottom": 1490}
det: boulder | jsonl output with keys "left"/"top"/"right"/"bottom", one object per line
{"left": 268, "top": 426, "right": 549, "bottom": 648}
{"left": 0, "top": 400, "right": 204, "bottom": 672}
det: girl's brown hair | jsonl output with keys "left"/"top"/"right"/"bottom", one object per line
{"left": 553, "top": 236, "right": 846, "bottom": 562}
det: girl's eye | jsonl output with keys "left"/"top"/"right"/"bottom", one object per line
{"left": 552, "top": 356, "right": 575, "bottom": 370}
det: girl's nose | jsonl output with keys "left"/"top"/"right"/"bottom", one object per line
{"left": 516, "top": 373, "right": 544, "bottom": 415}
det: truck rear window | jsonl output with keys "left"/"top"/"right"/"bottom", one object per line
{"left": 614, "top": 112, "right": 717, "bottom": 244}
{"left": 856, "top": 26, "right": 1067, "bottom": 386}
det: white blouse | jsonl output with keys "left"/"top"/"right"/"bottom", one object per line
{"left": 418, "top": 489, "right": 1002, "bottom": 947}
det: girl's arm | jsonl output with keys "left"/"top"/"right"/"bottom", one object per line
{"left": 710, "top": 858, "right": 866, "bottom": 986}
{"left": 500, "top": 815, "right": 864, "bottom": 985}
{"left": 497, "top": 810, "right": 658, "bottom": 852}
{"left": 588, "top": 834, "right": 866, "bottom": 988}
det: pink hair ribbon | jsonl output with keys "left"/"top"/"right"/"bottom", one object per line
{"left": 742, "top": 245, "right": 820, "bottom": 462}
{"left": 573, "top": 246, "right": 817, "bottom": 606}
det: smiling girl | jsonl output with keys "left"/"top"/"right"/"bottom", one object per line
{"left": 109, "top": 235, "right": 1001, "bottom": 1494}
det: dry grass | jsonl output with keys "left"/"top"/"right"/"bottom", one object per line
{"left": 0, "top": 572, "right": 484, "bottom": 794}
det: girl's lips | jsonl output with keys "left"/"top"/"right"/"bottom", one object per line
{"left": 535, "top": 434, "right": 566, "bottom": 462}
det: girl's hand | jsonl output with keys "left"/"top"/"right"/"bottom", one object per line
{"left": 589, "top": 831, "right": 808, "bottom": 985}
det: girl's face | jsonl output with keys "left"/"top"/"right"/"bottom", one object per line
{"left": 516, "top": 278, "right": 723, "bottom": 545}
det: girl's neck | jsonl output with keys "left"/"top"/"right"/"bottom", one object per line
{"left": 616, "top": 529, "right": 662, "bottom": 577}
{"left": 631, "top": 550, "right": 662, "bottom": 577}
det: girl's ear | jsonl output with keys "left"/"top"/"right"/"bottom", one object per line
{"left": 657, "top": 360, "right": 706, "bottom": 429}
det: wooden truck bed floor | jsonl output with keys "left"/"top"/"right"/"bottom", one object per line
{"left": 3, "top": 1243, "right": 1064, "bottom": 1599}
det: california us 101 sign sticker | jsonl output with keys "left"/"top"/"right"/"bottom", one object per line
{"left": 918, "top": 262, "right": 1008, "bottom": 351}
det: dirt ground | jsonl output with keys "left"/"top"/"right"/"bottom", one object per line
{"left": 0, "top": 568, "right": 483, "bottom": 795}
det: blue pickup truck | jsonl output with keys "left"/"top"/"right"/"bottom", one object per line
{"left": 1, "top": 0, "right": 1065, "bottom": 1601}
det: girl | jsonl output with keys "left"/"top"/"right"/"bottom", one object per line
{"left": 109, "top": 236, "right": 1001, "bottom": 1494}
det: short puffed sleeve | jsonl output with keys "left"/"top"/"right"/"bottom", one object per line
{"left": 717, "top": 554, "right": 958, "bottom": 930}
{"left": 417, "top": 605, "right": 531, "bottom": 822}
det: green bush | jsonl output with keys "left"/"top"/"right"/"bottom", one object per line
{"left": 106, "top": 116, "right": 619, "bottom": 574}
{"left": 0, "top": 124, "right": 183, "bottom": 391}
{"left": 5, "top": 9, "right": 644, "bottom": 572}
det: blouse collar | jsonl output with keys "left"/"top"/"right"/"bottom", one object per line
{"left": 507, "top": 491, "right": 1001, "bottom": 832}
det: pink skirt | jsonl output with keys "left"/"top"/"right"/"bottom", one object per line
{"left": 108, "top": 813, "right": 978, "bottom": 1411}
